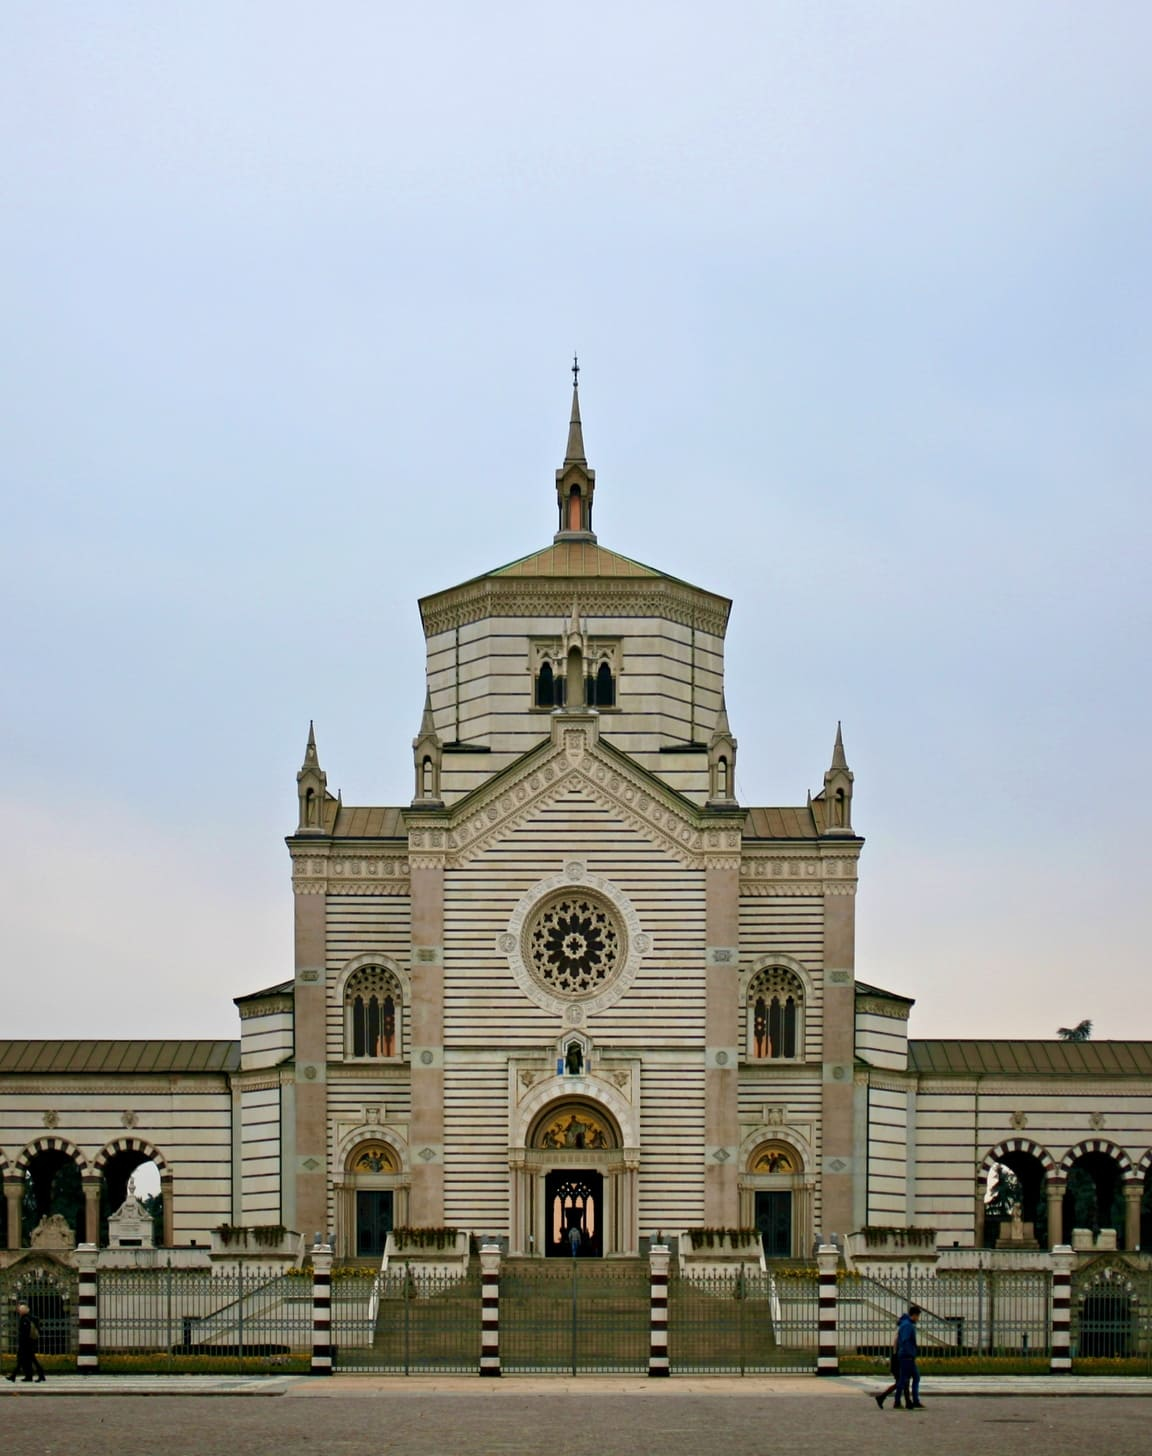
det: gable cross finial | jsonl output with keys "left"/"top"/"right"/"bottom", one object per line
{"left": 572, "top": 352, "right": 579, "bottom": 388}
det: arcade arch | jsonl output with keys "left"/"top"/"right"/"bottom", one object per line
{"left": 978, "top": 1139, "right": 1055, "bottom": 1249}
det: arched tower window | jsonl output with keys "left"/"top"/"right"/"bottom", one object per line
{"left": 536, "top": 661, "right": 555, "bottom": 707}
{"left": 594, "top": 660, "right": 614, "bottom": 707}
{"left": 567, "top": 486, "right": 582, "bottom": 532}
{"left": 747, "top": 967, "right": 805, "bottom": 1061}
{"left": 345, "top": 966, "right": 403, "bottom": 1059}
{"left": 421, "top": 756, "right": 434, "bottom": 797}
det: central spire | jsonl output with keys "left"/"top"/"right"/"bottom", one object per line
{"left": 555, "top": 357, "right": 596, "bottom": 541}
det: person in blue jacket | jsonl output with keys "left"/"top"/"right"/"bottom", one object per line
{"left": 893, "top": 1305, "right": 923, "bottom": 1410}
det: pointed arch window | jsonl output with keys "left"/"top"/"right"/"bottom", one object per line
{"left": 345, "top": 966, "right": 403, "bottom": 1060}
{"left": 747, "top": 967, "right": 805, "bottom": 1061}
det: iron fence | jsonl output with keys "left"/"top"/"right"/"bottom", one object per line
{"left": 501, "top": 1259, "right": 650, "bottom": 1374}
{"left": 670, "top": 1264, "right": 818, "bottom": 1373}
{"left": 96, "top": 1267, "right": 313, "bottom": 1371}
{"left": 840, "top": 1268, "right": 1051, "bottom": 1367}
{"left": 334, "top": 1266, "right": 481, "bottom": 1373}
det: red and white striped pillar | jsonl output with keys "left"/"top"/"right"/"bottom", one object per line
{"left": 1050, "top": 1244, "right": 1074, "bottom": 1373}
{"left": 479, "top": 1243, "right": 501, "bottom": 1376}
{"left": 310, "top": 1243, "right": 334, "bottom": 1375}
{"left": 76, "top": 1242, "right": 99, "bottom": 1374}
{"left": 816, "top": 1243, "right": 840, "bottom": 1375}
{"left": 648, "top": 1241, "right": 671, "bottom": 1376}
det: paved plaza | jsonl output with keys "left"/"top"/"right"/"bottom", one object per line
{"left": 3, "top": 1380, "right": 1152, "bottom": 1456}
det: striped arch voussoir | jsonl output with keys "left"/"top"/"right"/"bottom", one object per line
{"left": 1060, "top": 1139, "right": 1136, "bottom": 1182}
{"left": 979, "top": 1138, "right": 1056, "bottom": 1177}
{"left": 92, "top": 1137, "right": 169, "bottom": 1175}
{"left": 1137, "top": 1150, "right": 1152, "bottom": 1178}
{"left": 15, "top": 1137, "right": 89, "bottom": 1174}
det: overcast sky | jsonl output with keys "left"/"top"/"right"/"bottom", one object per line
{"left": 2, "top": 3, "right": 1149, "bottom": 1043}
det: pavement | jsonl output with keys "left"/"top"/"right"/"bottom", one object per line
{"left": 4, "top": 1378, "right": 1152, "bottom": 1456}
{"left": 3, "top": 1372, "right": 1152, "bottom": 1396}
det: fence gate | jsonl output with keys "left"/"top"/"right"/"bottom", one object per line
{"left": 334, "top": 1266, "right": 481, "bottom": 1373}
{"left": 1072, "top": 1262, "right": 1152, "bottom": 1372}
{"left": 501, "top": 1259, "right": 649, "bottom": 1374}
{"left": 670, "top": 1265, "right": 817, "bottom": 1374}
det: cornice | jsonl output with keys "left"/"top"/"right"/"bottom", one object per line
{"left": 238, "top": 997, "right": 293, "bottom": 1020}
{"left": 857, "top": 997, "right": 910, "bottom": 1023}
{"left": 419, "top": 576, "right": 731, "bottom": 640}
{"left": 0, "top": 1078, "right": 232, "bottom": 1096}
{"left": 291, "top": 847, "right": 411, "bottom": 897}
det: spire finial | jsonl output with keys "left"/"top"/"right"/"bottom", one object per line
{"left": 572, "top": 352, "right": 580, "bottom": 388}
{"left": 302, "top": 720, "right": 319, "bottom": 769}
{"left": 564, "top": 367, "right": 586, "bottom": 466}
{"left": 830, "top": 721, "right": 848, "bottom": 773}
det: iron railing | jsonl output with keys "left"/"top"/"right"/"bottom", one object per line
{"left": 334, "top": 1266, "right": 481, "bottom": 1373}
{"left": 671, "top": 1264, "right": 818, "bottom": 1373}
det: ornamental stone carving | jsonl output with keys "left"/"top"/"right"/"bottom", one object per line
{"left": 499, "top": 865, "right": 650, "bottom": 1018}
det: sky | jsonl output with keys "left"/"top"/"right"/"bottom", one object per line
{"left": 1, "top": 3, "right": 1149, "bottom": 1043}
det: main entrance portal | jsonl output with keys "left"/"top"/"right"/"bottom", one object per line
{"left": 544, "top": 1170, "right": 603, "bottom": 1257}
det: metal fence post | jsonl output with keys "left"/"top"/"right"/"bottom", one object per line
{"left": 648, "top": 1242, "right": 670, "bottom": 1377}
{"left": 816, "top": 1244, "right": 839, "bottom": 1376}
{"left": 479, "top": 1243, "right": 501, "bottom": 1376}
{"left": 310, "top": 1244, "right": 334, "bottom": 1375}
{"left": 1050, "top": 1244, "right": 1074, "bottom": 1373}
{"left": 75, "top": 1243, "right": 99, "bottom": 1374}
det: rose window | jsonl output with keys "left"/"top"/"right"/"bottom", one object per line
{"left": 525, "top": 894, "right": 622, "bottom": 998}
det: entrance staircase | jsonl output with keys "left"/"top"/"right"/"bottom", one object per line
{"left": 337, "top": 1254, "right": 812, "bottom": 1372}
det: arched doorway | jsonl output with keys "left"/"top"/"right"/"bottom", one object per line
{"left": 742, "top": 1141, "right": 807, "bottom": 1260}
{"left": 335, "top": 1139, "right": 408, "bottom": 1261}
{"left": 545, "top": 1171, "right": 603, "bottom": 1257}
{"left": 514, "top": 1100, "right": 634, "bottom": 1258}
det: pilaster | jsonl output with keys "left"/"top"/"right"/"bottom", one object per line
{"left": 409, "top": 858, "right": 445, "bottom": 1225}
{"left": 293, "top": 885, "right": 330, "bottom": 1240}
{"left": 821, "top": 877, "right": 857, "bottom": 1240}
{"left": 704, "top": 836, "right": 741, "bottom": 1225}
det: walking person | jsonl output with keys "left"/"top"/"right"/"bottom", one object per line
{"left": 892, "top": 1304, "right": 922, "bottom": 1410}
{"left": 5, "top": 1303, "right": 46, "bottom": 1383}
{"left": 873, "top": 1336, "right": 904, "bottom": 1409}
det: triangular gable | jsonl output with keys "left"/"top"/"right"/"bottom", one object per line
{"left": 436, "top": 716, "right": 716, "bottom": 868}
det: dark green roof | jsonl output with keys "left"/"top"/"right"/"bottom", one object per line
{"left": 909, "top": 1040, "right": 1152, "bottom": 1077}
{"left": 0, "top": 1041, "right": 240, "bottom": 1075}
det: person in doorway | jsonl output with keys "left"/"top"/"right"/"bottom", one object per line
{"left": 892, "top": 1304, "right": 922, "bottom": 1410}
{"left": 5, "top": 1303, "right": 45, "bottom": 1383}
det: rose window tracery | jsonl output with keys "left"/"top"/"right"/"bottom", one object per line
{"left": 525, "top": 894, "right": 622, "bottom": 998}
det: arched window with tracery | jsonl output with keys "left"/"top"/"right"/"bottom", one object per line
{"left": 345, "top": 965, "right": 402, "bottom": 1059}
{"left": 747, "top": 966, "right": 804, "bottom": 1061}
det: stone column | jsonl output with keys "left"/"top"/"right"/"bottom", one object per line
{"left": 1123, "top": 1182, "right": 1142, "bottom": 1252}
{"left": 1049, "top": 1244, "right": 1074, "bottom": 1373}
{"left": 408, "top": 848, "right": 445, "bottom": 1225}
{"left": 1046, "top": 1179, "right": 1065, "bottom": 1249}
{"left": 310, "top": 1243, "right": 334, "bottom": 1375}
{"left": 5, "top": 1178, "right": 24, "bottom": 1250}
{"left": 704, "top": 833, "right": 742, "bottom": 1225}
{"left": 294, "top": 883, "right": 330, "bottom": 1242}
{"left": 76, "top": 1243, "right": 99, "bottom": 1374}
{"left": 83, "top": 1179, "right": 101, "bottom": 1246}
{"left": 648, "top": 1242, "right": 670, "bottom": 1376}
{"left": 973, "top": 1178, "right": 987, "bottom": 1250}
{"left": 816, "top": 1243, "right": 840, "bottom": 1375}
{"left": 821, "top": 880, "right": 858, "bottom": 1241}
{"left": 161, "top": 1171, "right": 175, "bottom": 1248}
{"left": 479, "top": 1242, "right": 501, "bottom": 1376}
